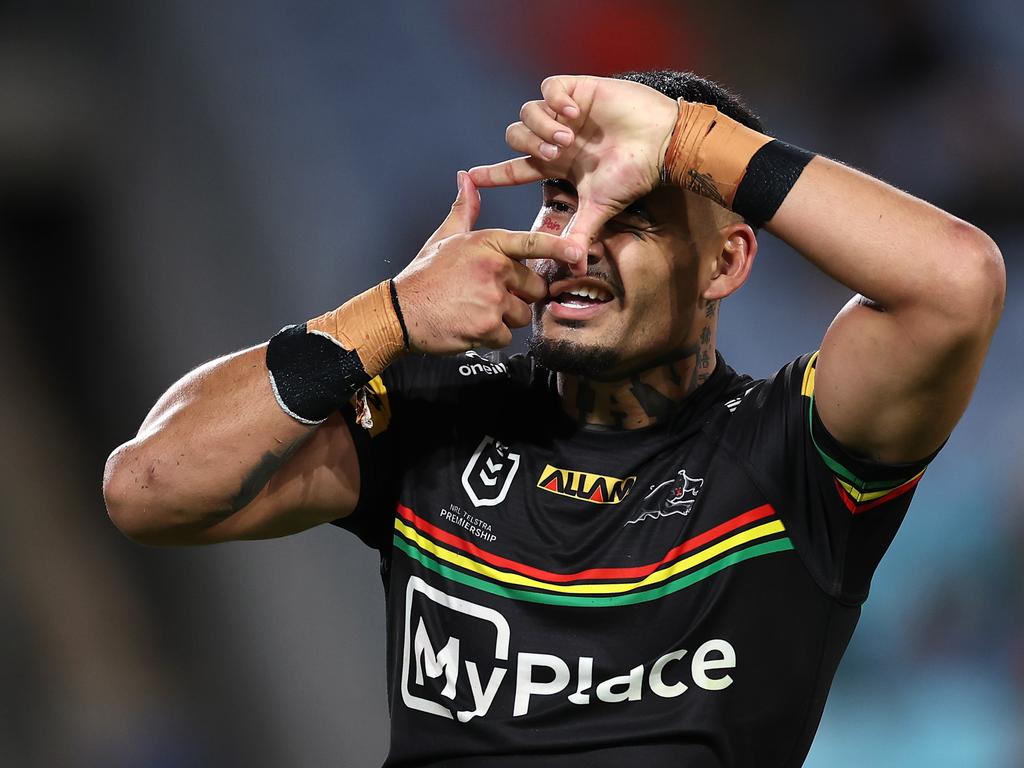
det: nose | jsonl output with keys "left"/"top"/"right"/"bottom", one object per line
{"left": 586, "top": 239, "right": 604, "bottom": 266}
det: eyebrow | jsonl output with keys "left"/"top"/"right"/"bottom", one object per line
{"left": 542, "top": 178, "right": 576, "bottom": 195}
{"left": 542, "top": 179, "right": 656, "bottom": 226}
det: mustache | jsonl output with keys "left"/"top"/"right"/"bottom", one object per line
{"left": 538, "top": 265, "right": 624, "bottom": 296}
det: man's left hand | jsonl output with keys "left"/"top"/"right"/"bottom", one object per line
{"left": 469, "top": 75, "right": 678, "bottom": 256}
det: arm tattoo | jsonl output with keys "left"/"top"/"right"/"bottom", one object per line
{"left": 686, "top": 170, "right": 727, "bottom": 208}
{"left": 230, "top": 435, "right": 310, "bottom": 512}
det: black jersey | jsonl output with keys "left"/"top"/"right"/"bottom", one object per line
{"left": 336, "top": 350, "right": 933, "bottom": 767}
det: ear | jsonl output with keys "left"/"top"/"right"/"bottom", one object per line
{"left": 703, "top": 222, "right": 757, "bottom": 301}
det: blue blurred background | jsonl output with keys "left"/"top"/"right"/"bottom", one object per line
{"left": 1, "top": 1, "right": 1020, "bottom": 765}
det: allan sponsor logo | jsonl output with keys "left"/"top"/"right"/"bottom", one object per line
{"left": 537, "top": 464, "right": 636, "bottom": 505}
{"left": 626, "top": 469, "right": 704, "bottom": 525}
{"left": 402, "top": 577, "right": 736, "bottom": 722}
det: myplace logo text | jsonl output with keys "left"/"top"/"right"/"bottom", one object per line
{"left": 401, "top": 577, "right": 737, "bottom": 722}
{"left": 461, "top": 436, "right": 520, "bottom": 507}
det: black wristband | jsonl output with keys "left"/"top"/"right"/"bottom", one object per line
{"left": 266, "top": 323, "right": 371, "bottom": 424}
{"left": 732, "top": 140, "right": 815, "bottom": 228}
{"left": 388, "top": 278, "right": 410, "bottom": 349}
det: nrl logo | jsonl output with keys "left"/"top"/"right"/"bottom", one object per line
{"left": 626, "top": 469, "right": 704, "bottom": 526}
{"left": 461, "top": 436, "right": 521, "bottom": 508}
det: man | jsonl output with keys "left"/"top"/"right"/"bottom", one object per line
{"left": 103, "top": 71, "right": 1004, "bottom": 766}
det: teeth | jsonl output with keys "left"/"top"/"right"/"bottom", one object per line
{"left": 563, "top": 286, "right": 611, "bottom": 302}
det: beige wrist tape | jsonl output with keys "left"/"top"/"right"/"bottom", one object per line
{"left": 662, "top": 100, "right": 772, "bottom": 209}
{"left": 306, "top": 280, "right": 405, "bottom": 379}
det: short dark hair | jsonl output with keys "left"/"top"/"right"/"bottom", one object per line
{"left": 612, "top": 70, "right": 764, "bottom": 134}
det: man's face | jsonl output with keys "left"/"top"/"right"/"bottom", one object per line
{"left": 528, "top": 180, "right": 726, "bottom": 379}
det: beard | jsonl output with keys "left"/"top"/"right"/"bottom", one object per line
{"left": 528, "top": 328, "right": 621, "bottom": 378}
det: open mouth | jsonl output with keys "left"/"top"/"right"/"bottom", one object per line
{"left": 545, "top": 279, "right": 617, "bottom": 322}
{"left": 552, "top": 285, "right": 613, "bottom": 309}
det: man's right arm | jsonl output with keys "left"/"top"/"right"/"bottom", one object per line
{"left": 103, "top": 344, "right": 362, "bottom": 545}
{"left": 103, "top": 172, "right": 580, "bottom": 546}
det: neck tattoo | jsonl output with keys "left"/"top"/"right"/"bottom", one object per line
{"left": 563, "top": 301, "right": 718, "bottom": 430}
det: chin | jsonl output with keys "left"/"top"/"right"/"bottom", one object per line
{"left": 528, "top": 332, "right": 622, "bottom": 378}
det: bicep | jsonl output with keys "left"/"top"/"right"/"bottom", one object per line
{"left": 192, "top": 412, "right": 362, "bottom": 543}
{"left": 815, "top": 295, "right": 986, "bottom": 464}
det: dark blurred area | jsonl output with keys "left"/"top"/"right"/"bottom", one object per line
{"left": 1, "top": 1, "right": 1020, "bottom": 766}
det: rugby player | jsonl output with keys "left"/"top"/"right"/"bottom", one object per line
{"left": 103, "top": 71, "right": 1004, "bottom": 766}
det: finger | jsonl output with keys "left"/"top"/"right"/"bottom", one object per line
{"left": 503, "top": 259, "right": 548, "bottom": 304}
{"left": 480, "top": 324, "right": 513, "bottom": 350}
{"left": 540, "top": 102, "right": 560, "bottom": 120}
{"left": 520, "top": 100, "right": 574, "bottom": 147}
{"left": 540, "top": 75, "right": 581, "bottom": 119}
{"left": 484, "top": 229, "right": 584, "bottom": 266}
{"left": 563, "top": 199, "right": 618, "bottom": 254}
{"left": 505, "top": 121, "right": 560, "bottom": 161}
{"left": 430, "top": 170, "right": 481, "bottom": 242}
{"left": 501, "top": 293, "right": 533, "bottom": 329}
{"left": 468, "top": 156, "right": 547, "bottom": 188}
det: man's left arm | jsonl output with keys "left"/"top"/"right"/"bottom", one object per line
{"left": 769, "top": 156, "right": 1004, "bottom": 464}
{"left": 470, "top": 74, "right": 1005, "bottom": 464}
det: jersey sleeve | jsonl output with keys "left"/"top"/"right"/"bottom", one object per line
{"left": 331, "top": 350, "right": 520, "bottom": 550}
{"left": 331, "top": 352, "right": 445, "bottom": 551}
{"left": 732, "top": 351, "right": 937, "bottom": 604}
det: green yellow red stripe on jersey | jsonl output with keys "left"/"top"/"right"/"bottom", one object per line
{"left": 392, "top": 503, "right": 794, "bottom": 608}
{"left": 801, "top": 351, "right": 929, "bottom": 514}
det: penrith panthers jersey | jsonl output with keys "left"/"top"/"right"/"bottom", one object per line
{"left": 336, "top": 350, "right": 933, "bottom": 768}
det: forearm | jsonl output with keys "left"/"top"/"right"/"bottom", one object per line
{"left": 652, "top": 93, "right": 1003, "bottom": 327}
{"left": 767, "top": 156, "right": 1004, "bottom": 329}
{"left": 103, "top": 172, "right": 574, "bottom": 544}
{"left": 104, "top": 276, "right": 412, "bottom": 543}
{"left": 480, "top": 72, "right": 1005, "bottom": 461}
{"left": 658, "top": 96, "right": 1003, "bottom": 457}
{"left": 103, "top": 344, "right": 316, "bottom": 540}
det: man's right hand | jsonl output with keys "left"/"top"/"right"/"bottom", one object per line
{"left": 393, "top": 171, "right": 583, "bottom": 353}
{"left": 104, "top": 171, "right": 581, "bottom": 546}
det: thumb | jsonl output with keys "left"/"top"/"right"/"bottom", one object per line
{"left": 429, "top": 170, "right": 481, "bottom": 243}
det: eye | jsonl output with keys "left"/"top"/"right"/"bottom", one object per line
{"left": 543, "top": 199, "right": 575, "bottom": 215}
{"left": 607, "top": 218, "right": 648, "bottom": 240}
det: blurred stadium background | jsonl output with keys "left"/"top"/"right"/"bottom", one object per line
{"left": 1, "top": 1, "right": 1021, "bottom": 765}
